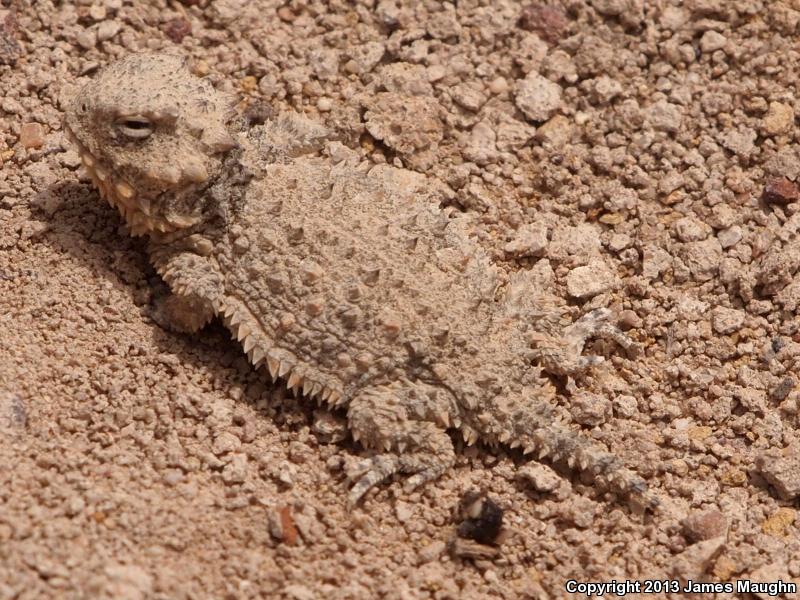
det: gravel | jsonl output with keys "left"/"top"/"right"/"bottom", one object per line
{"left": 515, "top": 71, "right": 563, "bottom": 122}
{"left": 756, "top": 449, "right": 800, "bottom": 500}
{"left": 3, "top": 0, "right": 800, "bottom": 596}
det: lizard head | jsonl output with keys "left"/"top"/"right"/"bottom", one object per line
{"left": 64, "top": 53, "right": 238, "bottom": 236}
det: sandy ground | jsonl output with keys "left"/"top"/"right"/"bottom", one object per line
{"left": 3, "top": 0, "right": 800, "bottom": 598}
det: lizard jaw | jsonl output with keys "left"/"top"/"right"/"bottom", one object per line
{"left": 64, "top": 126, "right": 193, "bottom": 237}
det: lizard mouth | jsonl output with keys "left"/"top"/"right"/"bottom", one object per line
{"left": 64, "top": 126, "right": 187, "bottom": 237}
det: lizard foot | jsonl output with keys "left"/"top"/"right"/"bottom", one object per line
{"left": 346, "top": 381, "right": 456, "bottom": 506}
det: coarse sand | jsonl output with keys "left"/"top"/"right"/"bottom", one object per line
{"left": 2, "top": 1, "right": 800, "bottom": 598}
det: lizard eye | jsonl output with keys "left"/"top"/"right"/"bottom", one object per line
{"left": 117, "top": 116, "right": 153, "bottom": 139}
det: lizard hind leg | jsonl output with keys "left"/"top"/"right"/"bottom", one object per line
{"left": 149, "top": 289, "right": 215, "bottom": 333}
{"left": 346, "top": 380, "right": 456, "bottom": 506}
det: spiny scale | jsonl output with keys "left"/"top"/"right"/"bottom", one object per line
{"left": 287, "top": 371, "right": 302, "bottom": 389}
{"left": 217, "top": 303, "right": 351, "bottom": 412}
{"left": 278, "top": 360, "right": 292, "bottom": 378}
{"left": 236, "top": 323, "right": 251, "bottom": 341}
{"left": 251, "top": 345, "right": 266, "bottom": 366}
{"left": 267, "top": 355, "right": 280, "bottom": 379}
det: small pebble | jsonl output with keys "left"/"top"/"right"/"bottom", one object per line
{"left": 647, "top": 100, "right": 683, "bottom": 133}
{"left": 269, "top": 505, "right": 299, "bottom": 546}
{"left": 163, "top": 469, "right": 184, "bottom": 486}
{"left": 756, "top": 448, "right": 800, "bottom": 500}
{"left": 674, "top": 216, "right": 710, "bottom": 242}
{"left": 515, "top": 72, "right": 563, "bottom": 122}
{"left": 763, "top": 177, "right": 799, "bottom": 204}
{"left": 504, "top": 223, "right": 548, "bottom": 257}
{"left": 192, "top": 59, "right": 210, "bottom": 76}
{"left": 211, "top": 431, "right": 241, "bottom": 455}
{"left": 717, "top": 226, "right": 741, "bottom": 249}
{"left": 699, "top": 30, "right": 727, "bottom": 53}
{"left": 487, "top": 76, "right": 508, "bottom": 95}
{"left": 65, "top": 495, "right": 86, "bottom": 517}
{"left": 88, "top": 4, "right": 107, "bottom": 20}
{"left": 277, "top": 460, "right": 295, "bottom": 486}
{"left": 418, "top": 540, "right": 446, "bottom": 564}
{"left": 613, "top": 394, "right": 639, "bottom": 418}
{"left": 276, "top": 6, "right": 296, "bottom": 22}
{"left": 426, "top": 64, "right": 446, "bottom": 82}
{"left": 452, "top": 83, "right": 487, "bottom": 112}
{"left": 566, "top": 262, "right": 617, "bottom": 299}
{"left": 163, "top": 17, "right": 191, "bottom": 43}
{"left": 761, "top": 507, "right": 796, "bottom": 537}
{"left": 75, "top": 28, "right": 97, "bottom": 50}
{"left": 284, "top": 585, "right": 314, "bottom": 600}
{"left": 20, "top": 122, "right": 44, "bottom": 148}
{"left": 770, "top": 377, "right": 795, "bottom": 402}
{"left": 592, "top": 75, "right": 622, "bottom": 104}
{"left": 0, "top": 11, "right": 22, "bottom": 65}
{"left": 569, "top": 391, "right": 611, "bottom": 426}
{"left": 711, "top": 306, "right": 745, "bottom": 335}
{"left": 682, "top": 509, "right": 727, "bottom": 542}
{"left": 97, "top": 20, "right": 121, "bottom": 42}
{"left": 221, "top": 453, "right": 248, "bottom": 484}
{"left": 535, "top": 114, "right": 572, "bottom": 147}
{"left": 2, "top": 97, "right": 23, "bottom": 114}
{"left": 395, "top": 501, "right": 413, "bottom": 523}
{"left": 517, "top": 3, "right": 569, "bottom": 44}
{"left": 618, "top": 310, "right": 642, "bottom": 329}
{"left": 608, "top": 233, "right": 632, "bottom": 252}
{"left": 762, "top": 101, "right": 794, "bottom": 136}
{"left": 516, "top": 463, "right": 562, "bottom": 493}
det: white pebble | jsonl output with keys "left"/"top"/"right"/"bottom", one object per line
{"left": 515, "top": 72, "right": 563, "bottom": 122}
{"left": 566, "top": 262, "right": 617, "bottom": 299}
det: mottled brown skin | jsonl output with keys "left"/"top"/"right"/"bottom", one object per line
{"left": 64, "top": 53, "right": 655, "bottom": 508}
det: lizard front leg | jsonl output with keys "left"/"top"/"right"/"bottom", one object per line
{"left": 146, "top": 236, "right": 225, "bottom": 333}
{"left": 149, "top": 291, "right": 215, "bottom": 333}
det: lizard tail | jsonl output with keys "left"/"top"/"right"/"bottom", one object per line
{"left": 478, "top": 392, "right": 659, "bottom": 512}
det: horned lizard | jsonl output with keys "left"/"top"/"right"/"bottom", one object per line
{"left": 64, "top": 53, "right": 655, "bottom": 509}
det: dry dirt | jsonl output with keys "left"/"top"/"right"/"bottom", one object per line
{"left": 3, "top": 0, "right": 800, "bottom": 598}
